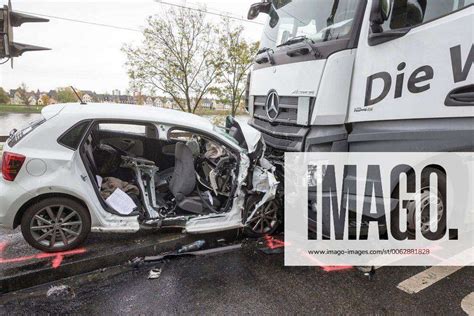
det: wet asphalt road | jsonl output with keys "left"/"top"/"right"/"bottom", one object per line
{"left": 1, "top": 242, "right": 473, "bottom": 315}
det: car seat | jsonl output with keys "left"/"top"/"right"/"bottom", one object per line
{"left": 169, "top": 142, "right": 220, "bottom": 214}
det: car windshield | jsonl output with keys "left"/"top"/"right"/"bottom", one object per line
{"left": 260, "top": 0, "right": 360, "bottom": 50}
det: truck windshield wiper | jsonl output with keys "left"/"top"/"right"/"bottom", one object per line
{"left": 257, "top": 47, "right": 272, "bottom": 55}
{"left": 280, "top": 36, "right": 322, "bottom": 59}
{"left": 277, "top": 35, "right": 314, "bottom": 48}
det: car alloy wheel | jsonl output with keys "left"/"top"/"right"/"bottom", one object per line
{"left": 21, "top": 197, "right": 91, "bottom": 252}
{"left": 29, "top": 205, "right": 83, "bottom": 249}
{"left": 244, "top": 195, "right": 281, "bottom": 237}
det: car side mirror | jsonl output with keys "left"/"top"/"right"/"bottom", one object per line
{"left": 370, "top": 0, "right": 393, "bottom": 33}
{"left": 248, "top": 1, "right": 272, "bottom": 20}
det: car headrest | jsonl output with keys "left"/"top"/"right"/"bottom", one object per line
{"left": 186, "top": 139, "right": 201, "bottom": 157}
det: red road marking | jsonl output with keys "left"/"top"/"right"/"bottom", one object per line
{"left": 264, "top": 235, "right": 289, "bottom": 249}
{"left": 321, "top": 266, "right": 353, "bottom": 272}
{"left": 263, "top": 236, "right": 352, "bottom": 272}
{"left": 301, "top": 249, "right": 353, "bottom": 272}
{"left": 0, "top": 242, "right": 7, "bottom": 253}
{"left": 51, "top": 256, "right": 64, "bottom": 268}
{"left": 0, "top": 242, "right": 86, "bottom": 268}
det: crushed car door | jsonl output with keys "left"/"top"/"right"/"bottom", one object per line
{"left": 185, "top": 120, "right": 280, "bottom": 234}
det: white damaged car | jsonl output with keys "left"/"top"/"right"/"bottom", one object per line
{"left": 0, "top": 103, "right": 281, "bottom": 252}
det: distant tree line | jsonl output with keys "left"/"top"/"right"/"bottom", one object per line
{"left": 0, "top": 84, "right": 81, "bottom": 106}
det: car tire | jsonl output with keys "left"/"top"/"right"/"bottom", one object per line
{"left": 243, "top": 194, "right": 281, "bottom": 238}
{"left": 391, "top": 168, "right": 447, "bottom": 240}
{"left": 21, "top": 197, "right": 91, "bottom": 253}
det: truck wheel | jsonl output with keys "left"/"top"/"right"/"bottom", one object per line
{"left": 21, "top": 197, "right": 91, "bottom": 253}
{"left": 243, "top": 195, "right": 281, "bottom": 238}
{"left": 391, "top": 168, "right": 446, "bottom": 240}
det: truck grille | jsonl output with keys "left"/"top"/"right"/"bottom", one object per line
{"left": 251, "top": 95, "right": 310, "bottom": 152}
{"left": 250, "top": 117, "right": 309, "bottom": 152}
{"left": 253, "top": 95, "right": 298, "bottom": 124}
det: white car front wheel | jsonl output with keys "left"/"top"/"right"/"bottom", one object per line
{"left": 244, "top": 195, "right": 281, "bottom": 238}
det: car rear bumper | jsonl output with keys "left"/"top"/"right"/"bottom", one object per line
{"left": 0, "top": 177, "right": 33, "bottom": 229}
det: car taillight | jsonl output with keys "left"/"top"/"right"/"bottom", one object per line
{"left": 2, "top": 152, "right": 26, "bottom": 181}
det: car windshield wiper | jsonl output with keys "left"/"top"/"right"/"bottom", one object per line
{"left": 277, "top": 35, "right": 314, "bottom": 48}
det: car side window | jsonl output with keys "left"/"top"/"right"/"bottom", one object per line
{"left": 58, "top": 120, "right": 92, "bottom": 150}
{"left": 382, "top": 0, "right": 472, "bottom": 31}
{"left": 98, "top": 123, "right": 147, "bottom": 135}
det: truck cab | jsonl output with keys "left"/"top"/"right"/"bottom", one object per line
{"left": 246, "top": 0, "right": 473, "bottom": 160}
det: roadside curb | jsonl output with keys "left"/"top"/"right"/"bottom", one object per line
{"left": 0, "top": 233, "right": 190, "bottom": 294}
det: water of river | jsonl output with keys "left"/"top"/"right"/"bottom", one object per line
{"left": 0, "top": 112, "right": 250, "bottom": 136}
{"left": 0, "top": 113, "right": 43, "bottom": 135}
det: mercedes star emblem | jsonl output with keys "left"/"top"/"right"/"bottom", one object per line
{"left": 265, "top": 90, "right": 280, "bottom": 122}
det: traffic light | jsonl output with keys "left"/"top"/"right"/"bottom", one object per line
{"left": 0, "top": 0, "right": 49, "bottom": 64}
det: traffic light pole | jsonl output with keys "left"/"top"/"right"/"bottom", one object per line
{"left": 0, "top": 0, "right": 49, "bottom": 66}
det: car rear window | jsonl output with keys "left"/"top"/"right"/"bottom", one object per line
{"left": 7, "top": 117, "right": 47, "bottom": 148}
{"left": 58, "top": 120, "right": 92, "bottom": 150}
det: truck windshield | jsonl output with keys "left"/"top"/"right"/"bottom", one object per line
{"left": 260, "top": 0, "right": 359, "bottom": 50}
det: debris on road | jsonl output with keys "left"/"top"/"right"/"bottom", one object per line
{"left": 148, "top": 268, "right": 162, "bottom": 280}
{"left": 46, "top": 285, "right": 75, "bottom": 299}
{"left": 127, "top": 241, "right": 244, "bottom": 267}
{"left": 178, "top": 240, "right": 206, "bottom": 254}
{"left": 143, "top": 244, "right": 243, "bottom": 262}
{"left": 356, "top": 266, "right": 376, "bottom": 280}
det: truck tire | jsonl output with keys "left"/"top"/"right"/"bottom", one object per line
{"left": 21, "top": 197, "right": 91, "bottom": 253}
{"left": 391, "top": 168, "right": 447, "bottom": 240}
{"left": 243, "top": 194, "right": 281, "bottom": 238}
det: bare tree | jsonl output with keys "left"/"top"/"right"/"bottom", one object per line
{"left": 213, "top": 19, "right": 259, "bottom": 117}
{"left": 123, "top": 7, "right": 221, "bottom": 113}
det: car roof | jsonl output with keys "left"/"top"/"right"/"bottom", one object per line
{"left": 47, "top": 103, "right": 215, "bottom": 132}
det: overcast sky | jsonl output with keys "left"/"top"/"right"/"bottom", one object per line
{"left": 0, "top": 0, "right": 265, "bottom": 93}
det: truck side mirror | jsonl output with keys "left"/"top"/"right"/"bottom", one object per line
{"left": 380, "top": 0, "right": 393, "bottom": 20}
{"left": 248, "top": 1, "right": 272, "bottom": 20}
{"left": 370, "top": 0, "right": 393, "bottom": 33}
{"left": 368, "top": 0, "right": 409, "bottom": 46}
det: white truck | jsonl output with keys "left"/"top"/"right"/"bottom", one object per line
{"left": 246, "top": 0, "right": 473, "bottom": 237}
